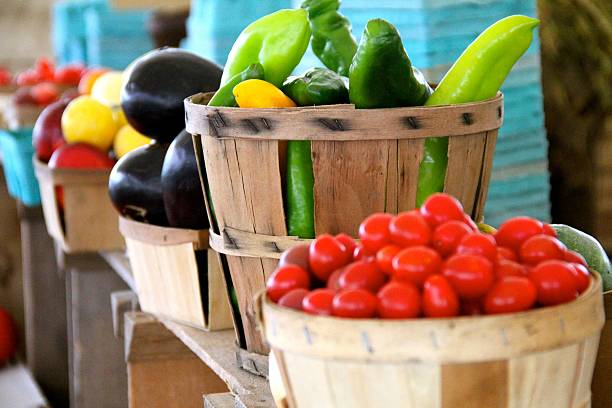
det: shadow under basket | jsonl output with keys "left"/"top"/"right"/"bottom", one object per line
{"left": 186, "top": 92, "right": 504, "bottom": 355}
{"left": 593, "top": 290, "right": 612, "bottom": 407}
{"left": 259, "top": 274, "right": 605, "bottom": 408}
{"left": 119, "top": 217, "right": 233, "bottom": 331}
{"left": 33, "top": 158, "right": 124, "bottom": 253}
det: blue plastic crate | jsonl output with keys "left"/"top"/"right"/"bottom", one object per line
{"left": 0, "top": 129, "right": 41, "bottom": 207}
{"left": 53, "top": 0, "right": 108, "bottom": 65}
{"left": 84, "top": 7, "right": 153, "bottom": 69}
{"left": 184, "top": 0, "right": 292, "bottom": 65}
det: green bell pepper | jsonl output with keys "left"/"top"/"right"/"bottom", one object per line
{"left": 349, "top": 19, "right": 433, "bottom": 109}
{"left": 415, "top": 15, "right": 540, "bottom": 206}
{"left": 208, "top": 63, "right": 265, "bottom": 107}
{"left": 281, "top": 68, "right": 349, "bottom": 238}
{"left": 301, "top": 0, "right": 357, "bottom": 76}
{"left": 220, "top": 9, "right": 311, "bottom": 87}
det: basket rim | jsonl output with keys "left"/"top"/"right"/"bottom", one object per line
{"left": 184, "top": 92, "right": 504, "bottom": 141}
{"left": 259, "top": 272, "right": 605, "bottom": 363}
{"left": 33, "top": 157, "right": 111, "bottom": 185}
{"left": 118, "top": 216, "right": 210, "bottom": 248}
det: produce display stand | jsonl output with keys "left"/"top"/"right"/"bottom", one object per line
{"left": 101, "top": 250, "right": 275, "bottom": 408}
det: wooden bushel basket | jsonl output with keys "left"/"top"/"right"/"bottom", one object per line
{"left": 119, "top": 217, "right": 233, "bottom": 331}
{"left": 186, "top": 92, "right": 503, "bottom": 355}
{"left": 259, "top": 274, "right": 605, "bottom": 408}
{"left": 34, "top": 158, "right": 124, "bottom": 253}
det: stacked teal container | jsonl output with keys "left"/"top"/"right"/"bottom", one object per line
{"left": 183, "top": 0, "right": 292, "bottom": 65}
{"left": 296, "top": 0, "right": 550, "bottom": 226}
{"left": 53, "top": 0, "right": 153, "bottom": 69}
{"left": 0, "top": 129, "right": 41, "bottom": 207}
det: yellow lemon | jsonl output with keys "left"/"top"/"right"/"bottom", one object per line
{"left": 91, "top": 71, "right": 124, "bottom": 107}
{"left": 61, "top": 95, "right": 118, "bottom": 151}
{"left": 113, "top": 124, "right": 152, "bottom": 158}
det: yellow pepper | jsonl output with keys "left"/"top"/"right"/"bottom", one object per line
{"left": 233, "top": 79, "right": 296, "bottom": 108}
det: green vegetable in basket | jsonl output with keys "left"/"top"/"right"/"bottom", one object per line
{"left": 415, "top": 15, "right": 540, "bottom": 206}
{"left": 281, "top": 68, "right": 349, "bottom": 239}
{"left": 208, "top": 63, "right": 265, "bottom": 107}
{"left": 349, "top": 19, "right": 433, "bottom": 109}
{"left": 301, "top": 0, "right": 357, "bottom": 76}
{"left": 282, "top": 67, "right": 349, "bottom": 106}
{"left": 220, "top": 9, "right": 311, "bottom": 88}
{"left": 551, "top": 224, "right": 612, "bottom": 291}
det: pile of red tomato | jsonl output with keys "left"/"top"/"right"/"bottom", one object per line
{"left": 266, "top": 193, "right": 592, "bottom": 319}
{"left": 5, "top": 58, "right": 86, "bottom": 107}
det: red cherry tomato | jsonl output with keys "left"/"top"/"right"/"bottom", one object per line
{"left": 0, "top": 69, "right": 11, "bottom": 86}
{"left": 569, "top": 263, "right": 590, "bottom": 293}
{"left": 484, "top": 276, "right": 537, "bottom": 315}
{"left": 542, "top": 223, "right": 557, "bottom": 237}
{"left": 431, "top": 220, "right": 472, "bottom": 257}
{"left": 338, "top": 261, "right": 387, "bottom": 293}
{"left": 392, "top": 246, "right": 442, "bottom": 287}
{"left": 278, "top": 288, "right": 309, "bottom": 310}
{"left": 326, "top": 268, "right": 344, "bottom": 291}
{"left": 15, "top": 69, "right": 39, "bottom": 86}
{"left": 495, "top": 216, "right": 544, "bottom": 251}
{"left": 422, "top": 275, "right": 460, "bottom": 318}
{"left": 389, "top": 210, "right": 431, "bottom": 247}
{"left": 460, "top": 298, "right": 483, "bottom": 316}
{"left": 30, "top": 83, "right": 59, "bottom": 106}
{"left": 335, "top": 233, "right": 357, "bottom": 257}
{"left": 377, "top": 282, "right": 421, "bottom": 319}
{"left": 332, "top": 289, "right": 378, "bottom": 318}
{"left": 442, "top": 254, "right": 494, "bottom": 299}
{"left": 456, "top": 233, "right": 497, "bottom": 263}
{"left": 302, "top": 289, "right": 335, "bottom": 316}
{"left": 54, "top": 64, "right": 85, "bottom": 86}
{"left": 358, "top": 213, "right": 393, "bottom": 252}
{"left": 528, "top": 260, "right": 578, "bottom": 306}
{"left": 497, "top": 246, "right": 518, "bottom": 262}
{"left": 564, "top": 250, "right": 588, "bottom": 267}
{"left": 353, "top": 244, "right": 374, "bottom": 261}
{"left": 309, "top": 234, "right": 351, "bottom": 282}
{"left": 278, "top": 244, "right": 310, "bottom": 271}
{"left": 36, "top": 57, "right": 55, "bottom": 81}
{"left": 376, "top": 245, "right": 401, "bottom": 275}
{"left": 266, "top": 265, "right": 310, "bottom": 302}
{"left": 495, "top": 259, "right": 528, "bottom": 279}
{"left": 519, "top": 234, "right": 566, "bottom": 265}
{"left": 420, "top": 193, "right": 465, "bottom": 227}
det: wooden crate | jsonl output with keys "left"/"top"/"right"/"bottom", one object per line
{"left": 186, "top": 92, "right": 504, "bottom": 355}
{"left": 33, "top": 158, "right": 124, "bottom": 253}
{"left": 260, "top": 274, "right": 605, "bottom": 408}
{"left": 593, "top": 290, "right": 612, "bottom": 408}
{"left": 119, "top": 217, "right": 233, "bottom": 331}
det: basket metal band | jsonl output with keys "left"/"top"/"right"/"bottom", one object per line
{"left": 208, "top": 227, "right": 312, "bottom": 259}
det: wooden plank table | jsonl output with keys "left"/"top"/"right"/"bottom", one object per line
{"left": 100, "top": 251, "right": 275, "bottom": 408}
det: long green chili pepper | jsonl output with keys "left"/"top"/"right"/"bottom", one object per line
{"left": 349, "top": 19, "right": 433, "bottom": 109}
{"left": 282, "top": 68, "right": 349, "bottom": 238}
{"left": 415, "top": 15, "right": 540, "bottom": 206}
{"left": 208, "top": 63, "right": 265, "bottom": 107}
{"left": 301, "top": 0, "right": 357, "bottom": 76}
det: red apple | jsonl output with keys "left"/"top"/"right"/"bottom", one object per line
{"left": 49, "top": 143, "right": 116, "bottom": 210}
{"left": 49, "top": 143, "right": 116, "bottom": 170}
{"left": 33, "top": 99, "right": 69, "bottom": 162}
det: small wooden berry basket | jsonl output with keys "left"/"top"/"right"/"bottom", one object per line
{"left": 258, "top": 273, "right": 605, "bottom": 408}
{"left": 186, "top": 92, "right": 503, "bottom": 355}
{"left": 118, "top": 216, "right": 233, "bottom": 331}
{"left": 33, "top": 158, "right": 124, "bottom": 253}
